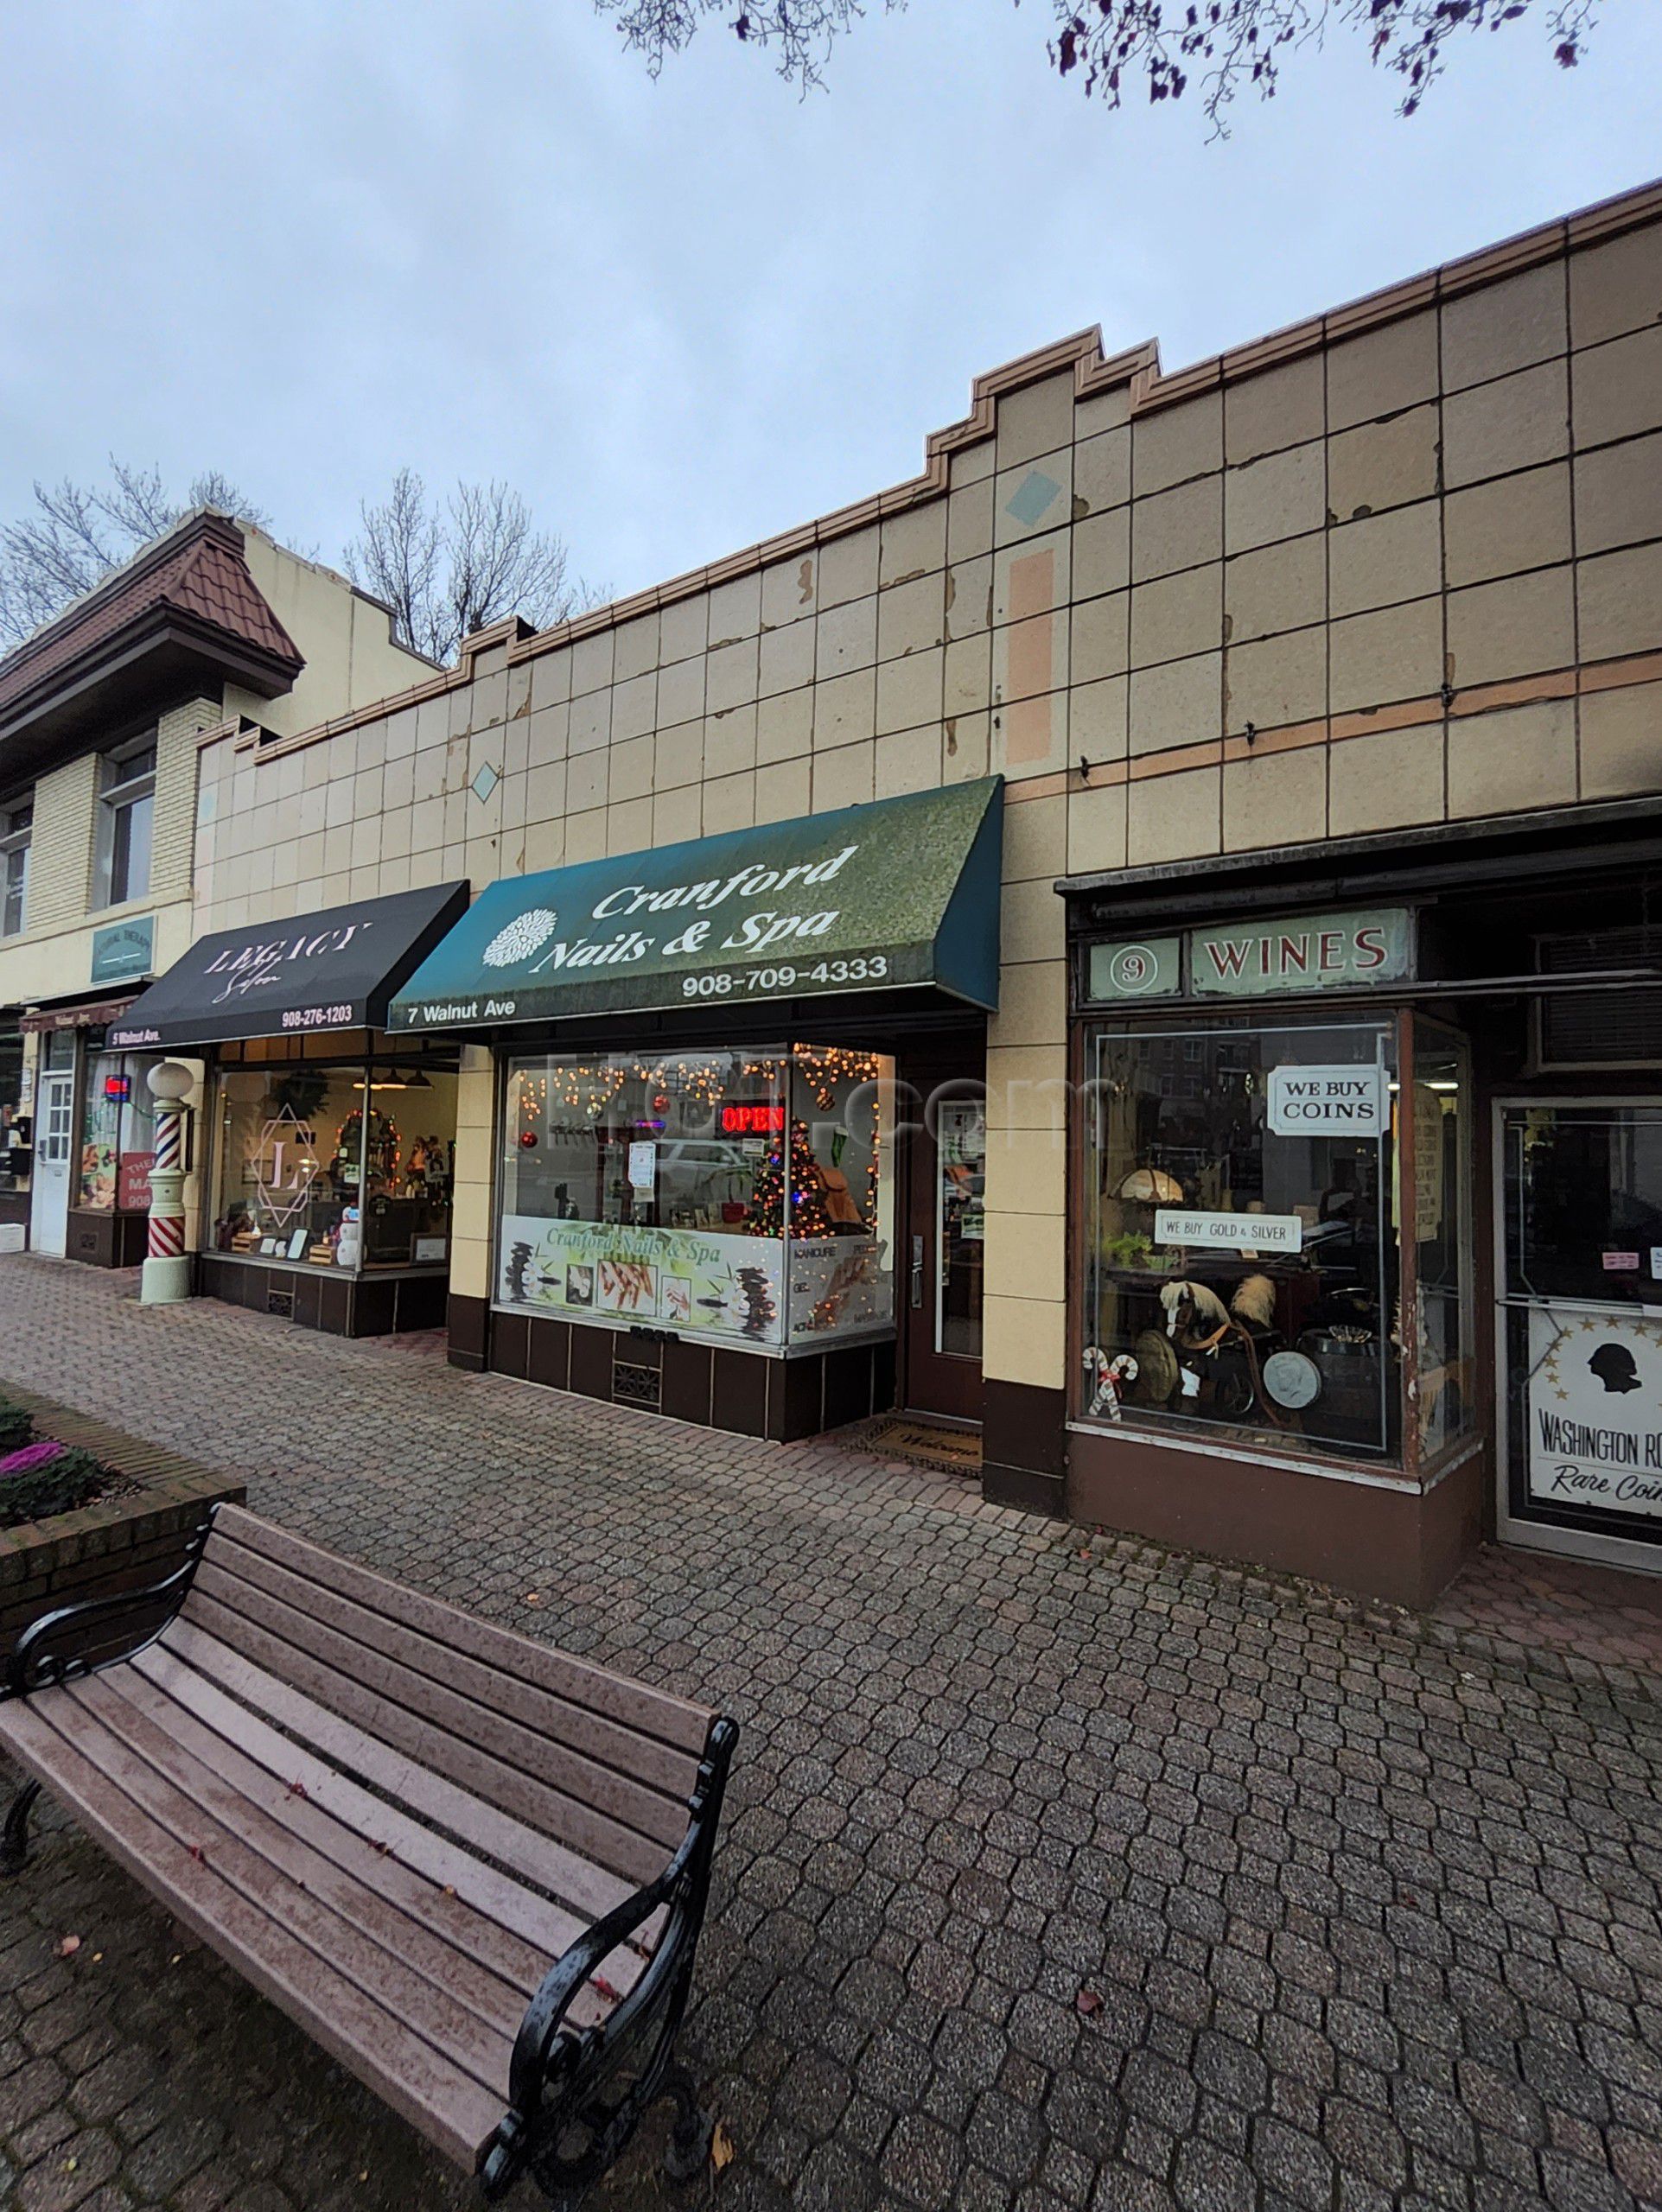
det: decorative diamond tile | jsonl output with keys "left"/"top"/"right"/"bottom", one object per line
{"left": 471, "top": 763, "right": 500, "bottom": 804}
{"left": 1004, "top": 469, "right": 1063, "bottom": 528}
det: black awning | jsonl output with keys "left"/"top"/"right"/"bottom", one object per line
{"left": 105, "top": 882, "right": 470, "bottom": 1051}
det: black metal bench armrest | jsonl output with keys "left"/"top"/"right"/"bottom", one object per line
{"left": 480, "top": 1713, "right": 739, "bottom": 2200}
{"left": 3, "top": 1507, "right": 219, "bottom": 1701}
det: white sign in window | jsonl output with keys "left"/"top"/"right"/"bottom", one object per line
{"left": 1266, "top": 1065, "right": 1385, "bottom": 1136}
{"left": 1527, "top": 1306, "right": 1662, "bottom": 1521}
{"left": 1155, "top": 1209, "right": 1303, "bottom": 1254}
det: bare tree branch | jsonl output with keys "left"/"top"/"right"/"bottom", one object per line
{"left": 1, "top": 457, "right": 596, "bottom": 670}
{"left": 593, "top": 0, "right": 1599, "bottom": 123}
{"left": 596, "top": 0, "right": 895, "bottom": 86}
{"left": 0, "top": 458, "right": 269, "bottom": 648}
{"left": 342, "top": 467, "right": 443, "bottom": 661}
{"left": 346, "top": 472, "right": 603, "bottom": 664}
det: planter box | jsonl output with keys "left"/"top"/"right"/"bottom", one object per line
{"left": 0, "top": 1387, "right": 244, "bottom": 1670}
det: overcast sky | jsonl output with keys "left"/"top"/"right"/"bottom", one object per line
{"left": 3, "top": 0, "right": 1659, "bottom": 616}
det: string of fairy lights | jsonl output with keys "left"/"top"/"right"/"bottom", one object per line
{"left": 509, "top": 1046, "right": 883, "bottom": 1120}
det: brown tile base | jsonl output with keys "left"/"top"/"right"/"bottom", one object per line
{"left": 1067, "top": 1424, "right": 1486, "bottom": 1609}
{"left": 66, "top": 1208, "right": 150, "bottom": 1268}
{"left": 984, "top": 1463, "right": 1067, "bottom": 1514}
{"left": 981, "top": 1378, "right": 1068, "bottom": 1518}
{"left": 472, "top": 1304, "right": 897, "bottom": 1440}
{"left": 196, "top": 1255, "right": 447, "bottom": 1338}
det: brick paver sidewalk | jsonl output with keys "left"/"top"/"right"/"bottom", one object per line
{"left": 2, "top": 1254, "right": 1659, "bottom": 2212}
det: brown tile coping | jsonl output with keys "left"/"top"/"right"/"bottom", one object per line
{"left": 0, "top": 1380, "right": 244, "bottom": 1580}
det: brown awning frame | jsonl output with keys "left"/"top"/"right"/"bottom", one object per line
{"left": 20, "top": 996, "right": 137, "bottom": 1035}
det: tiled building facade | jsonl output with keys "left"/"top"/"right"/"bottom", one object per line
{"left": 167, "top": 179, "right": 1662, "bottom": 1601}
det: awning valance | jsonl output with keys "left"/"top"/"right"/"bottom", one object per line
{"left": 105, "top": 882, "right": 470, "bottom": 1051}
{"left": 390, "top": 778, "right": 1003, "bottom": 1033}
{"left": 22, "top": 995, "right": 138, "bottom": 1036}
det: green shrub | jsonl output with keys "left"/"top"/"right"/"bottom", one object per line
{"left": 0, "top": 1397, "right": 33, "bottom": 1454}
{"left": 0, "top": 1444, "right": 107, "bottom": 1529}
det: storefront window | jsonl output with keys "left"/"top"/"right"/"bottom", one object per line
{"left": 118, "top": 1068, "right": 159, "bottom": 1212}
{"left": 78, "top": 1052, "right": 124, "bottom": 1210}
{"left": 77, "top": 1050, "right": 161, "bottom": 1211}
{"left": 1500, "top": 1103, "right": 1662, "bottom": 1550}
{"left": 0, "top": 1031, "right": 24, "bottom": 1194}
{"left": 935, "top": 1096, "right": 986, "bottom": 1357}
{"left": 360, "top": 1066, "right": 457, "bottom": 1268}
{"left": 211, "top": 1054, "right": 456, "bottom": 1270}
{"left": 497, "top": 1046, "right": 895, "bottom": 1347}
{"left": 1084, "top": 1017, "right": 1399, "bottom": 1458}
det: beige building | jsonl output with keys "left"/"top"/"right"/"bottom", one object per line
{"left": 0, "top": 511, "right": 435, "bottom": 1263}
{"left": 116, "top": 176, "right": 1662, "bottom": 1602}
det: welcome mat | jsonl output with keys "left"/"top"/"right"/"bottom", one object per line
{"left": 844, "top": 1414, "right": 983, "bottom": 1478}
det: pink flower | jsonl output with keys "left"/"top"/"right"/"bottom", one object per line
{"left": 0, "top": 1440, "right": 65, "bottom": 1478}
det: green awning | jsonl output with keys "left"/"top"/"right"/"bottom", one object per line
{"left": 389, "top": 777, "right": 1003, "bottom": 1031}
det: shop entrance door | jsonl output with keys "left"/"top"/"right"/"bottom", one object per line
{"left": 901, "top": 1074, "right": 986, "bottom": 1423}
{"left": 1495, "top": 1098, "right": 1662, "bottom": 1574}
{"left": 31, "top": 1071, "right": 73, "bottom": 1257}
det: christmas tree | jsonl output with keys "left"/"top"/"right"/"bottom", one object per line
{"left": 336, "top": 1105, "right": 401, "bottom": 1183}
{"left": 744, "top": 1118, "right": 833, "bottom": 1238}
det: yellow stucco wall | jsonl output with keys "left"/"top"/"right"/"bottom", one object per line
{"left": 188, "top": 186, "right": 1662, "bottom": 1394}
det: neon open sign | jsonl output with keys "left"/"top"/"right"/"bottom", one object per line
{"left": 720, "top": 1103, "right": 786, "bottom": 1136}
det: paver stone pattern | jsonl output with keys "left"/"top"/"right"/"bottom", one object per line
{"left": 1, "top": 1255, "right": 1659, "bottom": 2212}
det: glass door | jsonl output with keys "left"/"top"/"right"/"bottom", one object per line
{"left": 31, "top": 1070, "right": 73, "bottom": 1256}
{"left": 902, "top": 1077, "right": 985, "bottom": 1422}
{"left": 1496, "top": 1100, "right": 1662, "bottom": 1572}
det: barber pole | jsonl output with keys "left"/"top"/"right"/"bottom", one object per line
{"left": 141, "top": 1063, "right": 194, "bottom": 1305}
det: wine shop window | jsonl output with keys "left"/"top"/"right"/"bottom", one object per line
{"left": 1079, "top": 1012, "right": 1473, "bottom": 1475}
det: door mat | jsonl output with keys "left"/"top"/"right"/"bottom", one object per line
{"left": 844, "top": 1415, "right": 983, "bottom": 1477}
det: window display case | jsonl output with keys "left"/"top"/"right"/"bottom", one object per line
{"left": 0, "top": 1031, "right": 28, "bottom": 1199}
{"left": 496, "top": 1045, "right": 895, "bottom": 1350}
{"left": 1080, "top": 1012, "right": 1474, "bottom": 1471}
{"left": 77, "top": 1050, "right": 161, "bottom": 1212}
{"left": 209, "top": 1044, "right": 457, "bottom": 1271}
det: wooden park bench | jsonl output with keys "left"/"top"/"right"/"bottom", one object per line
{"left": 0, "top": 1503, "right": 739, "bottom": 2204}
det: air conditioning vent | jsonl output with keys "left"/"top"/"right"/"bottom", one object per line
{"left": 612, "top": 1360, "right": 663, "bottom": 1411}
{"left": 1538, "top": 926, "right": 1662, "bottom": 1069}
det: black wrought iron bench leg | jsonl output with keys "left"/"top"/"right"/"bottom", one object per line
{"left": 1, "top": 1779, "right": 41, "bottom": 1876}
{"left": 660, "top": 2060, "right": 713, "bottom": 2186}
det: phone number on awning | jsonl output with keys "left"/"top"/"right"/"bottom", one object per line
{"left": 680, "top": 956, "right": 890, "bottom": 999}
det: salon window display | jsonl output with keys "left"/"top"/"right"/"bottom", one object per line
{"left": 1083, "top": 1020, "right": 1403, "bottom": 1457}
{"left": 211, "top": 1058, "right": 457, "bottom": 1269}
{"left": 497, "top": 1046, "right": 895, "bottom": 1348}
{"left": 77, "top": 1052, "right": 161, "bottom": 1211}
{"left": 0, "top": 1032, "right": 27, "bottom": 1195}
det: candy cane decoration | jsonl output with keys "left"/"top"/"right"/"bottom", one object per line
{"left": 1082, "top": 1345, "right": 1138, "bottom": 1422}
